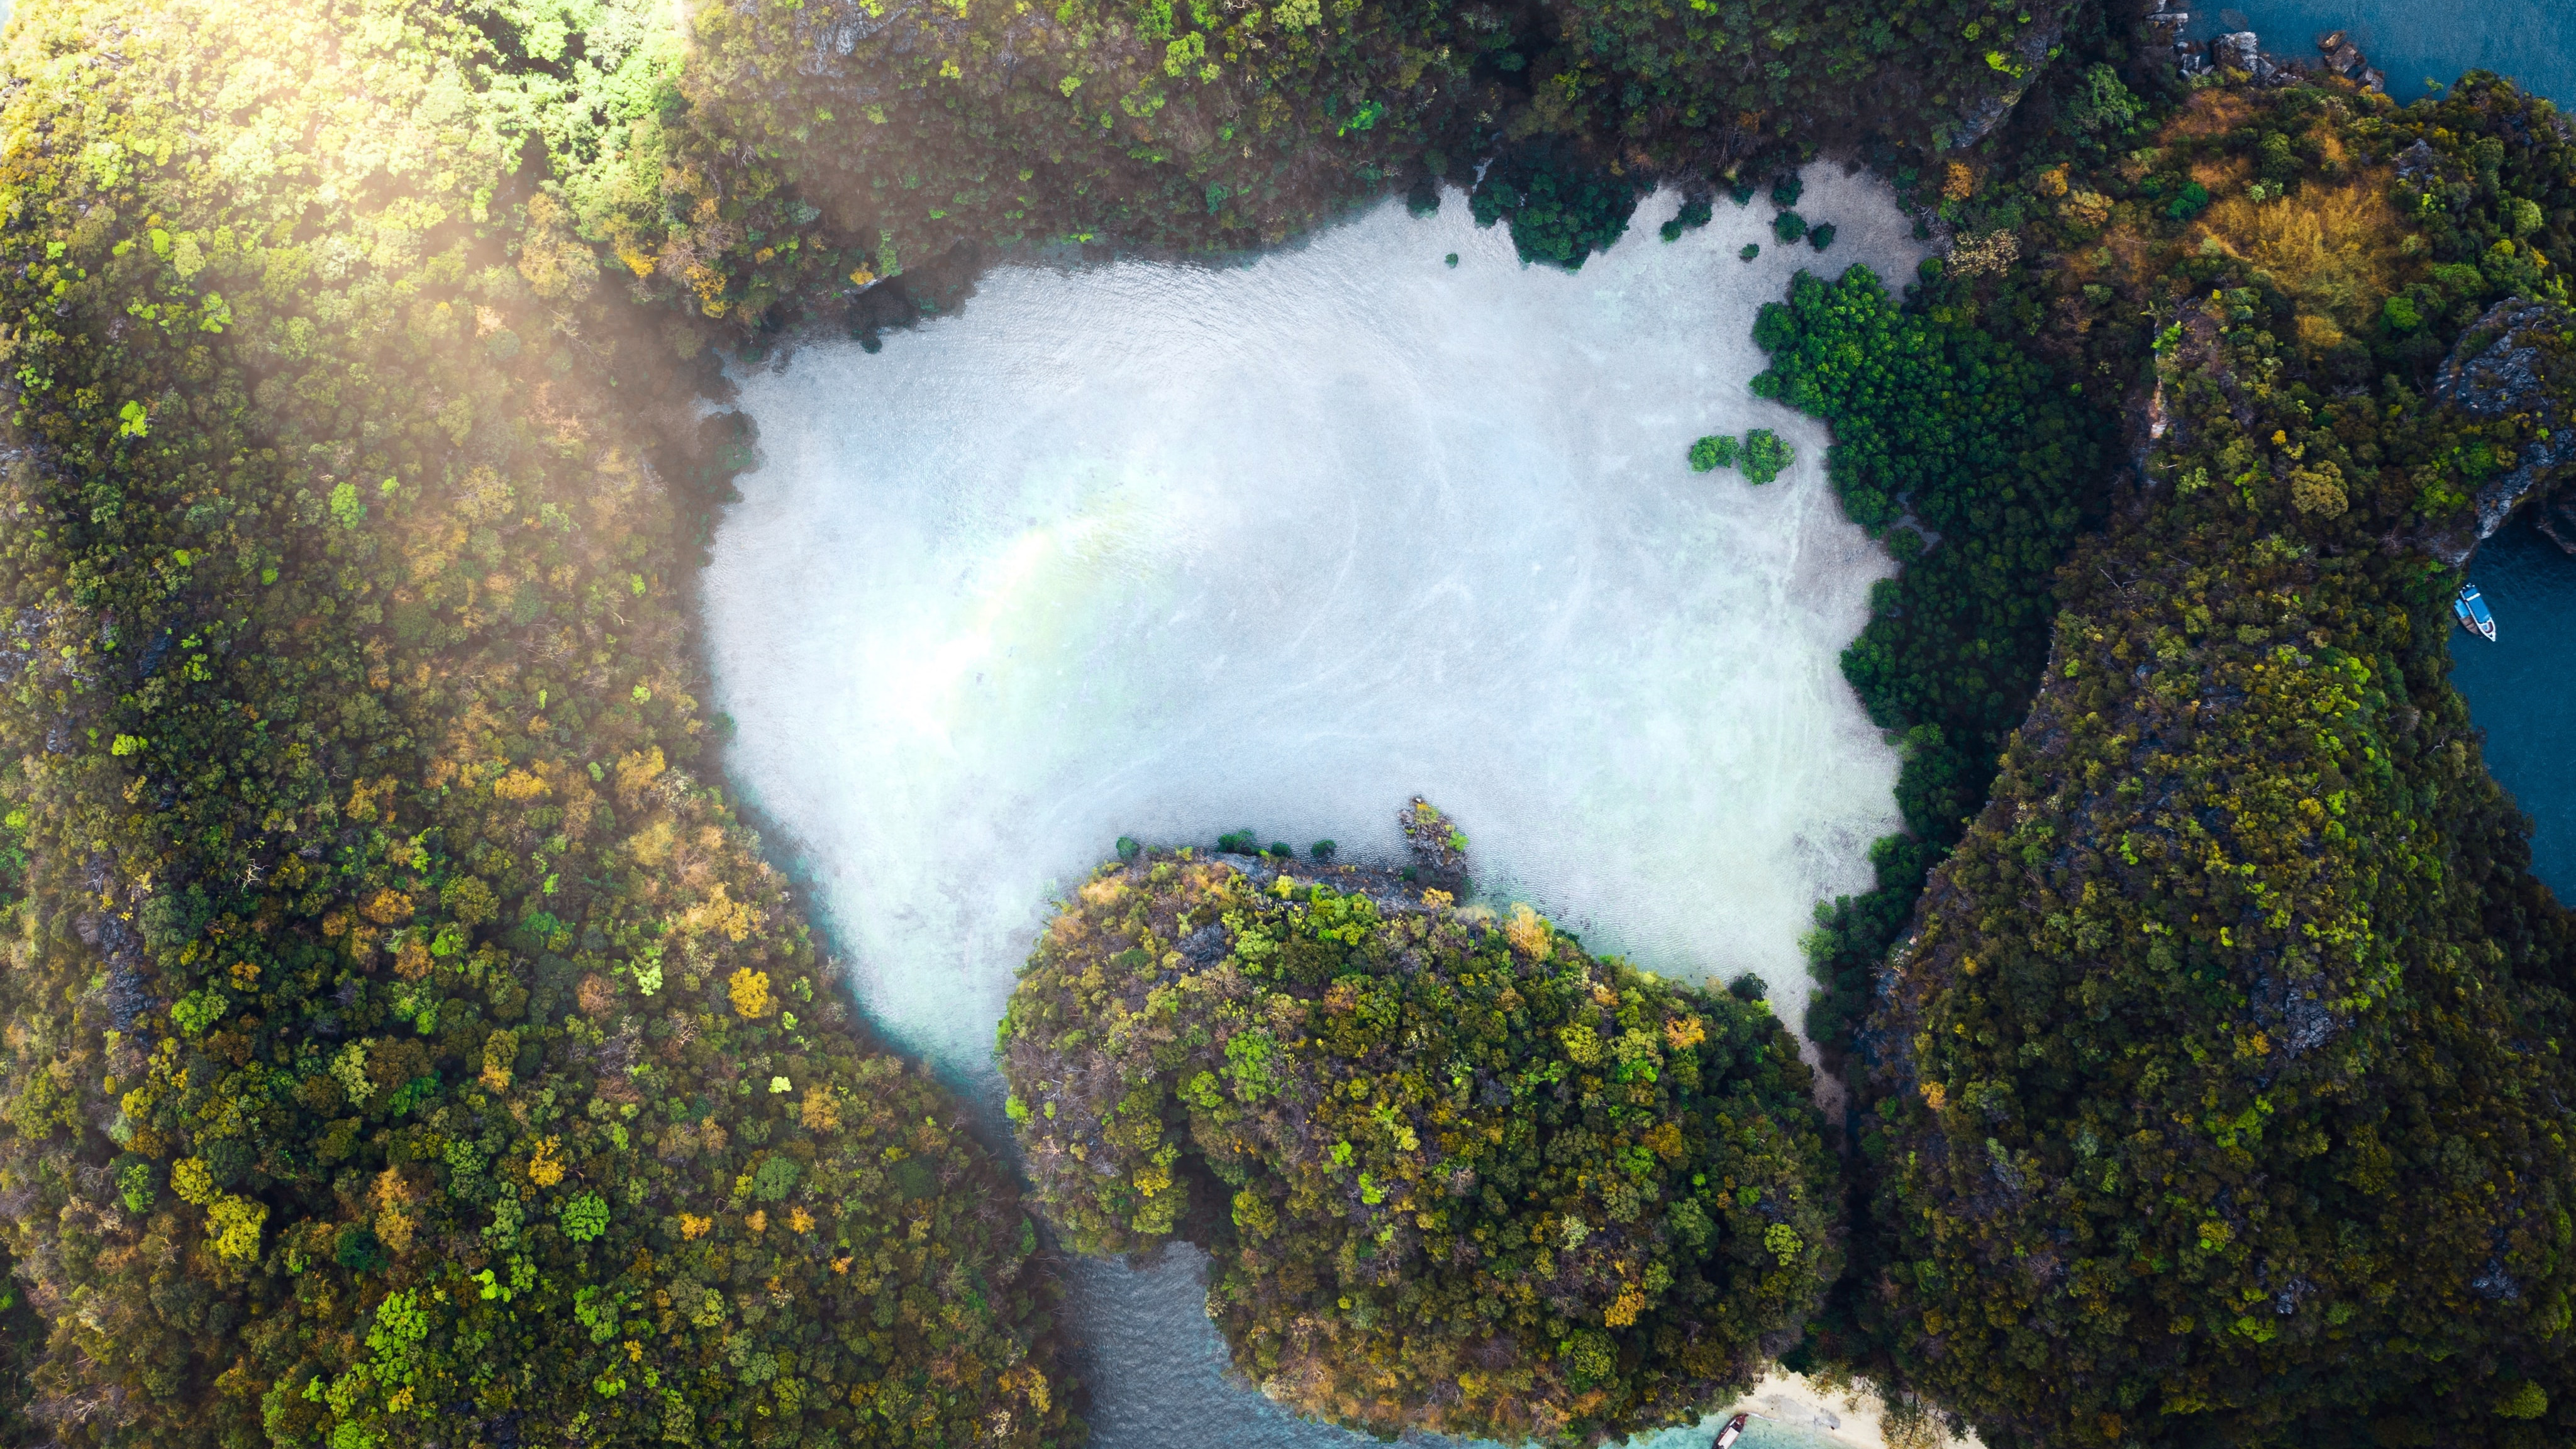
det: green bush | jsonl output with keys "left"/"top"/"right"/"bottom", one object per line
{"left": 2498, "top": 1382, "right": 2551, "bottom": 1420}
{"left": 1774, "top": 211, "right": 1809, "bottom": 243}
{"left": 2058, "top": 62, "right": 2145, "bottom": 142}
{"left": 1688, "top": 434, "right": 1741, "bottom": 472}
{"left": 1660, "top": 194, "right": 1716, "bottom": 242}
{"left": 558, "top": 1193, "right": 612, "bottom": 1243}
{"left": 1738, "top": 429, "right": 1794, "bottom": 484}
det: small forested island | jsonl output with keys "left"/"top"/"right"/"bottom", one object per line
{"left": 1, "top": 0, "right": 2575, "bottom": 1446}
{"left": 996, "top": 803, "right": 1836, "bottom": 1443}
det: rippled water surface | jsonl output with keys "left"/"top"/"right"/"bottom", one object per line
{"left": 702, "top": 167, "right": 1923, "bottom": 1446}
{"left": 2187, "top": 0, "right": 2570, "bottom": 103}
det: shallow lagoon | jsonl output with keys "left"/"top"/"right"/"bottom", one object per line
{"left": 702, "top": 167, "right": 1924, "bottom": 1446}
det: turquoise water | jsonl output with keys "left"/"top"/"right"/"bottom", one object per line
{"left": 2451, "top": 519, "right": 2576, "bottom": 904}
{"left": 2189, "top": 0, "right": 2572, "bottom": 104}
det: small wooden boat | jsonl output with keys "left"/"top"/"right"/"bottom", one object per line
{"left": 2455, "top": 582, "right": 2497, "bottom": 641}
{"left": 1714, "top": 1413, "right": 1752, "bottom": 1449}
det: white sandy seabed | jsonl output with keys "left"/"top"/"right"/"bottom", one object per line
{"left": 702, "top": 162, "right": 1970, "bottom": 1449}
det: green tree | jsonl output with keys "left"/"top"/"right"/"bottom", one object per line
{"left": 1738, "top": 429, "right": 1794, "bottom": 484}
{"left": 1689, "top": 434, "right": 1741, "bottom": 472}
{"left": 1470, "top": 143, "right": 1649, "bottom": 269}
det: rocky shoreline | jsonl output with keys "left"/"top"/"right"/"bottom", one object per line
{"left": 2148, "top": 1, "right": 2388, "bottom": 92}
{"left": 2417, "top": 297, "right": 2576, "bottom": 564}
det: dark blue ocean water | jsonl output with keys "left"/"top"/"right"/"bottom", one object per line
{"left": 2451, "top": 519, "right": 2576, "bottom": 904}
{"left": 2188, "top": 0, "right": 2572, "bottom": 104}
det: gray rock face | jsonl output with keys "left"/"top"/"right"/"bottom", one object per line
{"left": 1951, "top": 92, "right": 2018, "bottom": 149}
{"left": 1949, "top": 11, "right": 2066, "bottom": 148}
{"left": 2216, "top": 31, "right": 2261, "bottom": 74}
{"left": 2315, "top": 31, "right": 2385, "bottom": 92}
{"left": 2429, "top": 297, "right": 2576, "bottom": 564}
{"left": 2148, "top": 1, "right": 2199, "bottom": 77}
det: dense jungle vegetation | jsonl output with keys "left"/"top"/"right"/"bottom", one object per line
{"left": 0, "top": 0, "right": 2151, "bottom": 1435}
{"left": 1758, "top": 260, "right": 2111, "bottom": 1057}
{"left": 572, "top": 0, "right": 2112, "bottom": 312}
{"left": 996, "top": 808, "right": 1837, "bottom": 1445}
{"left": 7, "top": 0, "right": 2576, "bottom": 1441}
{"left": 0, "top": 3, "right": 1079, "bottom": 1446}
{"left": 1842, "top": 70, "right": 2576, "bottom": 1449}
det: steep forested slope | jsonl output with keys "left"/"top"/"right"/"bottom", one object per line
{"left": 550, "top": 0, "right": 2107, "bottom": 321}
{"left": 0, "top": 3, "right": 1072, "bottom": 1445}
{"left": 0, "top": 0, "right": 2123, "bottom": 1440}
{"left": 1856, "top": 74, "right": 2576, "bottom": 1448}
{"left": 997, "top": 815, "right": 1837, "bottom": 1446}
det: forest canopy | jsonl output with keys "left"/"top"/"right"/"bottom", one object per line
{"left": 1843, "top": 72, "right": 2576, "bottom": 1449}
{"left": 996, "top": 808, "right": 1838, "bottom": 1446}
{"left": 4, "top": 0, "right": 2576, "bottom": 1444}
{"left": 0, "top": 0, "right": 2099, "bottom": 1438}
{"left": 0, "top": 2, "right": 1075, "bottom": 1445}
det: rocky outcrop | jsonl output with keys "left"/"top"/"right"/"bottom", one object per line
{"left": 2426, "top": 297, "right": 2576, "bottom": 563}
{"left": 1948, "top": 10, "right": 2067, "bottom": 148}
{"left": 1399, "top": 795, "right": 1471, "bottom": 892}
{"left": 2168, "top": 21, "right": 2385, "bottom": 91}
{"left": 2146, "top": 0, "right": 2195, "bottom": 76}
{"left": 2316, "top": 30, "right": 2387, "bottom": 92}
